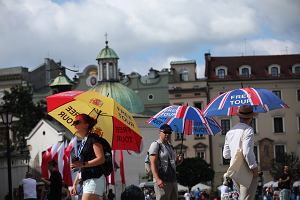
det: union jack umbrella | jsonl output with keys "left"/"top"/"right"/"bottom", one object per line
{"left": 203, "top": 88, "right": 289, "bottom": 117}
{"left": 147, "top": 105, "right": 221, "bottom": 136}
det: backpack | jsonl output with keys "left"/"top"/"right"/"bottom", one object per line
{"left": 98, "top": 137, "right": 113, "bottom": 176}
{"left": 145, "top": 141, "right": 162, "bottom": 177}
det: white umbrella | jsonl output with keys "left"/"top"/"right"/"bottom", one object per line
{"left": 178, "top": 183, "right": 189, "bottom": 192}
{"left": 293, "top": 180, "right": 300, "bottom": 187}
{"left": 263, "top": 181, "right": 278, "bottom": 188}
{"left": 139, "top": 181, "right": 154, "bottom": 188}
{"left": 191, "top": 183, "right": 211, "bottom": 192}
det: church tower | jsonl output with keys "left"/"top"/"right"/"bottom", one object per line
{"left": 96, "top": 35, "right": 119, "bottom": 82}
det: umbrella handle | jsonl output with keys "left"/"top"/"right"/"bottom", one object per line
{"left": 180, "top": 133, "right": 183, "bottom": 154}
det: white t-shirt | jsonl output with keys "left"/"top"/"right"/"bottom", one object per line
{"left": 220, "top": 185, "right": 229, "bottom": 197}
{"left": 22, "top": 178, "right": 37, "bottom": 199}
{"left": 184, "top": 192, "right": 191, "bottom": 200}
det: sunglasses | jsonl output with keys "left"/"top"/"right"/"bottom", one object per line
{"left": 72, "top": 120, "right": 83, "bottom": 126}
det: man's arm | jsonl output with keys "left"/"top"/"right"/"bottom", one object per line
{"left": 242, "top": 128, "right": 258, "bottom": 176}
{"left": 223, "top": 136, "right": 231, "bottom": 159}
{"left": 149, "top": 154, "right": 164, "bottom": 188}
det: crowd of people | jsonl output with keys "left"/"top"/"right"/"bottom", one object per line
{"left": 18, "top": 107, "right": 300, "bottom": 200}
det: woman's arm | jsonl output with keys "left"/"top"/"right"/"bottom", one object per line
{"left": 83, "top": 143, "right": 105, "bottom": 168}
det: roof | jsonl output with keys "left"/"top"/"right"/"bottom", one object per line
{"left": 205, "top": 53, "right": 300, "bottom": 81}
{"left": 170, "top": 60, "right": 196, "bottom": 65}
{"left": 26, "top": 119, "right": 73, "bottom": 140}
{"left": 96, "top": 41, "right": 119, "bottom": 60}
{"left": 49, "top": 72, "right": 73, "bottom": 87}
{"left": 90, "top": 82, "right": 144, "bottom": 114}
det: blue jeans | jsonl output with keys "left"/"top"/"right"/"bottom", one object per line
{"left": 279, "top": 189, "right": 291, "bottom": 200}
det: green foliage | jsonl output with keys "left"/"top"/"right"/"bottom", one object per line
{"left": 3, "top": 85, "right": 47, "bottom": 143}
{"left": 176, "top": 157, "right": 214, "bottom": 188}
{"left": 270, "top": 153, "right": 300, "bottom": 180}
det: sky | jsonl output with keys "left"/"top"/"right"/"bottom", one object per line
{"left": 1, "top": 0, "right": 300, "bottom": 78}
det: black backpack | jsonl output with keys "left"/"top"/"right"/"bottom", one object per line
{"left": 98, "top": 137, "right": 113, "bottom": 176}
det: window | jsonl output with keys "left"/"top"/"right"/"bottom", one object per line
{"left": 175, "top": 94, "right": 182, "bottom": 97}
{"left": 273, "top": 117, "right": 284, "bottom": 133}
{"left": 195, "top": 144, "right": 206, "bottom": 159}
{"left": 268, "top": 65, "right": 280, "bottom": 77}
{"left": 297, "top": 90, "right": 300, "bottom": 101}
{"left": 297, "top": 116, "right": 300, "bottom": 132}
{"left": 196, "top": 151, "right": 205, "bottom": 159}
{"left": 251, "top": 118, "right": 257, "bottom": 134}
{"left": 180, "top": 69, "right": 189, "bottom": 81}
{"left": 239, "top": 65, "right": 251, "bottom": 77}
{"left": 295, "top": 66, "right": 300, "bottom": 75}
{"left": 216, "top": 66, "right": 227, "bottom": 78}
{"left": 175, "top": 133, "right": 185, "bottom": 141}
{"left": 222, "top": 147, "right": 230, "bottom": 165}
{"left": 275, "top": 145, "right": 285, "bottom": 163}
{"left": 272, "top": 90, "right": 281, "bottom": 99}
{"left": 292, "top": 64, "right": 300, "bottom": 75}
{"left": 254, "top": 146, "right": 258, "bottom": 162}
{"left": 174, "top": 145, "right": 187, "bottom": 158}
{"left": 221, "top": 119, "right": 230, "bottom": 135}
{"left": 194, "top": 134, "right": 205, "bottom": 140}
{"left": 148, "top": 94, "right": 154, "bottom": 100}
{"left": 194, "top": 102, "right": 202, "bottom": 110}
{"left": 217, "top": 69, "right": 225, "bottom": 78}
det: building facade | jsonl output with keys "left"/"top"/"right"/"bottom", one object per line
{"left": 168, "top": 60, "right": 212, "bottom": 164}
{"left": 204, "top": 53, "right": 300, "bottom": 186}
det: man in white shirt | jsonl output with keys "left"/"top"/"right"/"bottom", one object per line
{"left": 184, "top": 191, "right": 191, "bottom": 200}
{"left": 223, "top": 105, "right": 258, "bottom": 200}
{"left": 21, "top": 172, "right": 37, "bottom": 200}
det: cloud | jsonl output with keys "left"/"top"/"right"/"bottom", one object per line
{"left": 0, "top": 0, "right": 299, "bottom": 76}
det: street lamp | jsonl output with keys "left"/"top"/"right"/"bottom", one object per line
{"left": 0, "top": 105, "right": 13, "bottom": 200}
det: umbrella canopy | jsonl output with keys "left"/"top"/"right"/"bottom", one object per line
{"left": 178, "top": 183, "right": 189, "bottom": 192}
{"left": 46, "top": 90, "right": 142, "bottom": 152}
{"left": 147, "top": 105, "right": 221, "bottom": 135}
{"left": 263, "top": 181, "right": 278, "bottom": 188}
{"left": 139, "top": 181, "right": 154, "bottom": 188}
{"left": 203, "top": 88, "right": 288, "bottom": 117}
{"left": 293, "top": 180, "right": 300, "bottom": 187}
{"left": 191, "top": 183, "right": 211, "bottom": 192}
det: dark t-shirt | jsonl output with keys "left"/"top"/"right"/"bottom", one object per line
{"left": 279, "top": 172, "right": 292, "bottom": 189}
{"left": 48, "top": 171, "right": 62, "bottom": 200}
{"left": 80, "top": 133, "right": 103, "bottom": 181}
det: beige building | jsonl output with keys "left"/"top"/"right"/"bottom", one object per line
{"left": 168, "top": 60, "right": 212, "bottom": 163}
{"left": 204, "top": 53, "right": 300, "bottom": 187}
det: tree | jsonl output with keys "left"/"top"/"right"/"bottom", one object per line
{"left": 270, "top": 152, "right": 300, "bottom": 180}
{"left": 3, "top": 85, "right": 47, "bottom": 150}
{"left": 176, "top": 157, "right": 214, "bottom": 188}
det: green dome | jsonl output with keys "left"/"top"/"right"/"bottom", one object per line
{"left": 49, "top": 72, "right": 73, "bottom": 87}
{"left": 96, "top": 46, "right": 119, "bottom": 60}
{"left": 90, "top": 82, "right": 144, "bottom": 114}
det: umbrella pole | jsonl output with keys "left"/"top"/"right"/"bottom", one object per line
{"left": 180, "top": 133, "right": 183, "bottom": 154}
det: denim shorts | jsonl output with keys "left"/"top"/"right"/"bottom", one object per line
{"left": 82, "top": 175, "right": 105, "bottom": 196}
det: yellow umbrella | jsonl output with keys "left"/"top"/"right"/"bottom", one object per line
{"left": 46, "top": 90, "right": 142, "bottom": 152}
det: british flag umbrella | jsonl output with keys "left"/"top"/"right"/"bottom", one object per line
{"left": 203, "top": 88, "right": 289, "bottom": 117}
{"left": 147, "top": 105, "right": 221, "bottom": 152}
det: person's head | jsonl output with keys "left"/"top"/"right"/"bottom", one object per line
{"left": 237, "top": 105, "right": 257, "bottom": 124}
{"left": 73, "top": 114, "right": 97, "bottom": 137}
{"left": 121, "top": 185, "right": 145, "bottom": 200}
{"left": 159, "top": 124, "right": 173, "bottom": 143}
{"left": 47, "top": 159, "right": 57, "bottom": 172}
{"left": 283, "top": 165, "right": 289, "bottom": 172}
{"left": 25, "top": 171, "right": 33, "bottom": 179}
